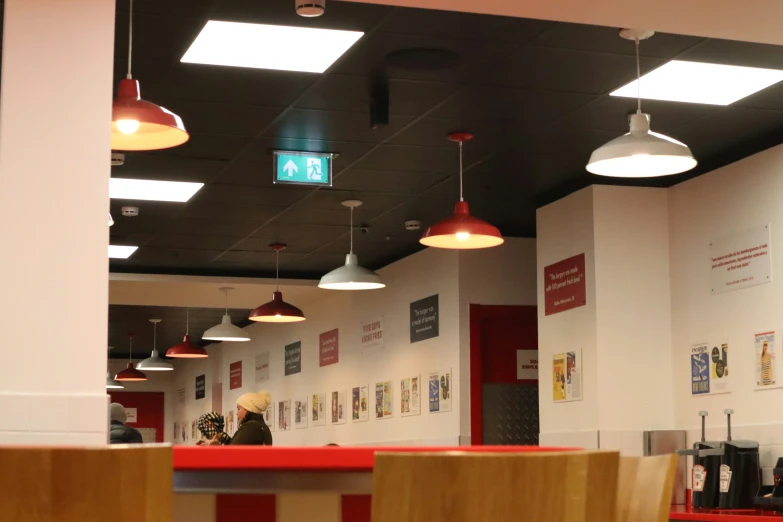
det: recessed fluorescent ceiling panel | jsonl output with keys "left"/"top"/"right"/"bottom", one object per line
{"left": 110, "top": 178, "right": 204, "bottom": 202}
{"left": 109, "top": 245, "right": 138, "bottom": 259}
{"left": 181, "top": 21, "right": 364, "bottom": 73}
{"left": 611, "top": 60, "right": 783, "bottom": 105}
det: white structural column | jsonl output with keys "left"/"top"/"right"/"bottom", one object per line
{"left": 537, "top": 185, "right": 675, "bottom": 455}
{"left": 0, "top": 0, "right": 115, "bottom": 444}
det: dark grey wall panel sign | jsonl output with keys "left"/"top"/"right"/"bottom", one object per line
{"left": 410, "top": 294, "right": 439, "bottom": 343}
{"left": 195, "top": 374, "right": 206, "bottom": 400}
{"left": 284, "top": 341, "right": 302, "bottom": 376}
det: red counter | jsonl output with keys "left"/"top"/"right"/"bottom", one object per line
{"left": 172, "top": 445, "right": 577, "bottom": 522}
{"left": 670, "top": 505, "right": 783, "bottom": 521}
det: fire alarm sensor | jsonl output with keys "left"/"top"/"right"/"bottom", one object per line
{"left": 405, "top": 220, "right": 421, "bottom": 231}
{"left": 296, "top": 0, "right": 325, "bottom": 17}
{"left": 111, "top": 152, "right": 125, "bottom": 166}
{"left": 121, "top": 206, "right": 139, "bottom": 217}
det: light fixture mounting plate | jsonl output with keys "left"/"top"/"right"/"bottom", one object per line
{"left": 270, "top": 243, "right": 287, "bottom": 252}
{"left": 219, "top": 286, "right": 235, "bottom": 293}
{"left": 447, "top": 131, "right": 474, "bottom": 143}
{"left": 619, "top": 28, "right": 654, "bottom": 41}
{"left": 149, "top": 318, "right": 161, "bottom": 324}
{"left": 342, "top": 199, "right": 363, "bottom": 209}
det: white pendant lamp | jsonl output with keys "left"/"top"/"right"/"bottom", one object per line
{"left": 109, "top": 213, "right": 114, "bottom": 226}
{"left": 203, "top": 287, "right": 251, "bottom": 341}
{"left": 106, "top": 371, "right": 124, "bottom": 389}
{"left": 136, "top": 319, "right": 174, "bottom": 371}
{"left": 319, "top": 200, "right": 385, "bottom": 290}
{"left": 586, "top": 29, "right": 697, "bottom": 178}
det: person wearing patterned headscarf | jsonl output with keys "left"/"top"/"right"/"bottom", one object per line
{"left": 196, "top": 412, "right": 231, "bottom": 446}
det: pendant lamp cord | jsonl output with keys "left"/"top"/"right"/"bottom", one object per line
{"left": 128, "top": 336, "right": 133, "bottom": 362}
{"left": 152, "top": 322, "right": 157, "bottom": 352}
{"left": 635, "top": 36, "right": 641, "bottom": 114}
{"left": 458, "top": 140, "right": 464, "bottom": 202}
{"left": 275, "top": 250, "right": 280, "bottom": 291}
{"left": 185, "top": 310, "right": 189, "bottom": 335}
{"left": 126, "top": 0, "right": 134, "bottom": 79}
{"left": 224, "top": 289, "right": 229, "bottom": 314}
{"left": 349, "top": 206, "right": 354, "bottom": 254}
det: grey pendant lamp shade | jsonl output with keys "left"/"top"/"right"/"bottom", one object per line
{"left": 106, "top": 372, "right": 124, "bottom": 389}
{"left": 203, "top": 287, "right": 251, "bottom": 342}
{"left": 586, "top": 29, "right": 696, "bottom": 178}
{"left": 319, "top": 200, "right": 385, "bottom": 290}
{"left": 136, "top": 319, "right": 174, "bottom": 371}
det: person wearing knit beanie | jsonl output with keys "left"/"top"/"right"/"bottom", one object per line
{"left": 109, "top": 403, "right": 143, "bottom": 444}
{"left": 236, "top": 391, "right": 271, "bottom": 415}
{"left": 230, "top": 391, "right": 273, "bottom": 446}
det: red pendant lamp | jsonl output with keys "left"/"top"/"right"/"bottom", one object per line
{"left": 114, "top": 334, "right": 148, "bottom": 382}
{"left": 111, "top": 0, "right": 189, "bottom": 151}
{"left": 167, "top": 310, "right": 208, "bottom": 358}
{"left": 420, "top": 132, "right": 504, "bottom": 249}
{"left": 249, "top": 244, "right": 306, "bottom": 323}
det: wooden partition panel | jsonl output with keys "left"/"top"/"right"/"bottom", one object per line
{"left": 0, "top": 446, "right": 172, "bottom": 522}
{"left": 371, "top": 450, "right": 619, "bottom": 522}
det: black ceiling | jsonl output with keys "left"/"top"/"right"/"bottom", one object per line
{"left": 108, "top": 305, "right": 251, "bottom": 359}
{"left": 106, "top": 0, "right": 783, "bottom": 279}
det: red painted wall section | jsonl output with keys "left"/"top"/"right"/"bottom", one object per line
{"left": 480, "top": 306, "right": 538, "bottom": 384}
{"left": 342, "top": 495, "right": 371, "bottom": 522}
{"left": 216, "top": 494, "right": 276, "bottom": 522}
{"left": 108, "top": 391, "right": 164, "bottom": 443}
{"left": 470, "top": 305, "right": 538, "bottom": 445}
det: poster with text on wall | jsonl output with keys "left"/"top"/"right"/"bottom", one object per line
{"left": 331, "top": 390, "right": 347, "bottom": 425}
{"left": 263, "top": 400, "right": 275, "bottom": 432}
{"left": 690, "top": 342, "right": 731, "bottom": 396}
{"left": 410, "top": 294, "right": 439, "bottom": 343}
{"left": 277, "top": 400, "right": 291, "bottom": 431}
{"left": 375, "top": 381, "right": 394, "bottom": 419}
{"left": 755, "top": 331, "right": 782, "bottom": 390}
{"left": 360, "top": 316, "right": 384, "bottom": 353}
{"left": 312, "top": 392, "right": 326, "bottom": 426}
{"left": 294, "top": 397, "right": 308, "bottom": 429}
{"left": 710, "top": 224, "right": 771, "bottom": 294}
{"left": 284, "top": 341, "right": 302, "bottom": 376}
{"left": 255, "top": 352, "right": 270, "bottom": 382}
{"left": 428, "top": 369, "right": 452, "bottom": 413}
{"left": 544, "top": 253, "right": 586, "bottom": 316}
{"left": 552, "top": 350, "right": 582, "bottom": 402}
{"left": 319, "top": 329, "right": 339, "bottom": 367}
{"left": 229, "top": 360, "right": 242, "bottom": 390}
{"left": 351, "top": 385, "right": 369, "bottom": 423}
{"left": 195, "top": 374, "right": 206, "bottom": 400}
{"left": 400, "top": 375, "right": 421, "bottom": 417}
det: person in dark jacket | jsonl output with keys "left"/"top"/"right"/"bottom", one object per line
{"left": 230, "top": 391, "right": 273, "bottom": 446}
{"left": 109, "top": 403, "right": 143, "bottom": 444}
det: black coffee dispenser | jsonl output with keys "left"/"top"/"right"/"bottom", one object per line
{"left": 677, "top": 411, "right": 721, "bottom": 508}
{"left": 716, "top": 410, "right": 760, "bottom": 509}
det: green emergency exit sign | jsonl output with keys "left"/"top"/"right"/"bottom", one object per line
{"left": 273, "top": 151, "right": 333, "bottom": 187}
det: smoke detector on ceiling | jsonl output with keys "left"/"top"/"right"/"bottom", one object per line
{"left": 111, "top": 152, "right": 125, "bottom": 166}
{"left": 121, "top": 206, "right": 139, "bottom": 217}
{"left": 405, "top": 220, "right": 421, "bottom": 231}
{"left": 296, "top": 0, "right": 325, "bottom": 17}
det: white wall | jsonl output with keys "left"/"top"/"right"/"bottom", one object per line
{"left": 669, "top": 143, "right": 783, "bottom": 483}
{"left": 536, "top": 187, "right": 600, "bottom": 449}
{"left": 171, "top": 242, "right": 539, "bottom": 447}
{"left": 457, "top": 238, "right": 538, "bottom": 439}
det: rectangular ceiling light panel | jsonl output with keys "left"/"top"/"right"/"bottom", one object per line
{"left": 611, "top": 60, "right": 783, "bottom": 105}
{"left": 108, "top": 245, "right": 138, "bottom": 259}
{"left": 181, "top": 21, "right": 364, "bottom": 73}
{"left": 110, "top": 178, "right": 204, "bottom": 202}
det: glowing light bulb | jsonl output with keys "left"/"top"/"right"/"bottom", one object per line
{"left": 456, "top": 232, "right": 471, "bottom": 241}
{"left": 117, "top": 119, "right": 140, "bottom": 134}
{"left": 275, "top": 314, "right": 281, "bottom": 318}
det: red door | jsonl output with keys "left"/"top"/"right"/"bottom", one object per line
{"left": 470, "top": 305, "right": 539, "bottom": 445}
{"left": 108, "top": 391, "right": 164, "bottom": 443}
